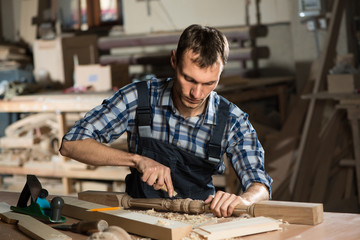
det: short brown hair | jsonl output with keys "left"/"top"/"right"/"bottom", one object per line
{"left": 175, "top": 24, "right": 229, "bottom": 68}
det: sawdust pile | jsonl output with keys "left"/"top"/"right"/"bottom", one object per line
{"left": 139, "top": 208, "right": 217, "bottom": 226}
{"left": 134, "top": 209, "right": 252, "bottom": 240}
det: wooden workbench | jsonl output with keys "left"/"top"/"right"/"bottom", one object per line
{"left": 0, "top": 191, "right": 360, "bottom": 240}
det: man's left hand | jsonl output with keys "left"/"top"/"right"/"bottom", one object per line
{"left": 204, "top": 183, "right": 269, "bottom": 217}
{"left": 204, "top": 191, "right": 251, "bottom": 217}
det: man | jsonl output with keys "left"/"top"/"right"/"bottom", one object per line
{"left": 60, "top": 24, "right": 272, "bottom": 217}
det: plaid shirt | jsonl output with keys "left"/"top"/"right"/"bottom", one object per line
{"left": 63, "top": 77, "right": 272, "bottom": 194}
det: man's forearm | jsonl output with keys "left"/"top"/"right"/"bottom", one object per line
{"left": 240, "top": 182, "right": 270, "bottom": 205}
{"left": 59, "top": 138, "right": 137, "bottom": 167}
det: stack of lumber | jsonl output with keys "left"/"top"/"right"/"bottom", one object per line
{"left": 0, "top": 45, "right": 30, "bottom": 70}
{"left": 0, "top": 45, "right": 29, "bottom": 62}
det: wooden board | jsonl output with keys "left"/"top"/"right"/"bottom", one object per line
{"left": 194, "top": 216, "right": 280, "bottom": 240}
{"left": 253, "top": 201, "right": 323, "bottom": 225}
{"left": 78, "top": 190, "right": 120, "bottom": 207}
{"left": 61, "top": 197, "right": 192, "bottom": 240}
{"left": 0, "top": 202, "right": 71, "bottom": 240}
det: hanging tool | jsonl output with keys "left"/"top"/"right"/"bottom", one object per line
{"left": 53, "top": 219, "right": 108, "bottom": 235}
{"left": 10, "top": 174, "right": 66, "bottom": 223}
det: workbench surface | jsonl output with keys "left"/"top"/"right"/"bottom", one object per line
{"left": 0, "top": 191, "right": 359, "bottom": 239}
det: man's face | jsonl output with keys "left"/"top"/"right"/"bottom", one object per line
{"left": 171, "top": 50, "right": 224, "bottom": 117}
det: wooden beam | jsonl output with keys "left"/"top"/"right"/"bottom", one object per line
{"left": 252, "top": 201, "right": 323, "bottom": 225}
{"left": 61, "top": 197, "right": 192, "bottom": 240}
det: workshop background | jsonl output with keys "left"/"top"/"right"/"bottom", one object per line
{"left": 0, "top": 0, "right": 359, "bottom": 214}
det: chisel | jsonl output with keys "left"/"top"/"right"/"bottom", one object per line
{"left": 160, "top": 184, "right": 179, "bottom": 198}
{"left": 52, "top": 219, "right": 108, "bottom": 235}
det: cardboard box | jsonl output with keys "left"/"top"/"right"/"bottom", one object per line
{"left": 75, "top": 64, "right": 129, "bottom": 91}
{"left": 327, "top": 74, "right": 360, "bottom": 93}
{"left": 33, "top": 35, "right": 98, "bottom": 88}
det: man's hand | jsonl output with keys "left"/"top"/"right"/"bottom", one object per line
{"left": 134, "top": 155, "right": 175, "bottom": 198}
{"left": 204, "top": 182, "right": 269, "bottom": 217}
{"left": 204, "top": 191, "right": 251, "bottom": 217}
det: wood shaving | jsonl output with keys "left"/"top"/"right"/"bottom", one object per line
{"left": 157, "top": 219, "right": 172, "bottom": 226}
{"left": 181, "top": 232, "right": 204, "bottom": 240}
{"left": 138, "top": 208, "right": 217, "bottom": 226}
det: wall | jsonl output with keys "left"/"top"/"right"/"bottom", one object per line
{"left": 288, "top": 0, "right": 348, "bottom": 92}
{"left": 122, "top": 0, "right": 291, "bottom": 34}
{"left": 1, "top": 0, "right": 21, "bottom": 42}
{"left": 0, "top": 0, "right": 37, "bottom": 46}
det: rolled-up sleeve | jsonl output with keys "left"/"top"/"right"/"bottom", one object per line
{"left": 226, "top": 110, "right": 273, "bottom": 196}
{"left": 63, "top": 84, "right": 138, "bottom": 144}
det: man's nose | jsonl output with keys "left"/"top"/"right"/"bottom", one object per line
{"left": 191, "top": 84, "right": 201, "bottom": 98}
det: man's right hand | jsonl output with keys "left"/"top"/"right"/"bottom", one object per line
{"left": 134, "top": 154, "right": 175, "bottom": 198}
{"left": 60, "top": 139, "right": 175, "bottom": 197}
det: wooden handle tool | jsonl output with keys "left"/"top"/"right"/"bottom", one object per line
{"left": 53, "top": 219, "right": 108, "bottom": 235}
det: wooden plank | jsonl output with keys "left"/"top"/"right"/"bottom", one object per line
{"left": 61, "top": 197, "right": 192, "bottom": 240}
{"left": 310, "top": 110, "right": 345, "bottom": 202}
{"left": 0, "top": 164, "right": 130, "bottom": 181}
{"left": 348, "top": 118, "right": 360, "bottom": 205}
{"left": 0, "top": 136, "right": 33, "bottom": 148}
{"left": 0, "top": 92, "right": 111, "bottom": 113}
{"left": 78, "top": 191, "right": 120, "bottom": 207}
{"left": 0, "top": 203, "right": 71, "bottom": 240}
{"left": 194, "top": 216, "right": 280, "bottom": 240}
{"left": 292, "top": 101, "right": 326, "bottom": 201}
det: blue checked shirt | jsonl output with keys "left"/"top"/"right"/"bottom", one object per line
{"left": 63, "top": 77, "right": 272, "bottom": 194}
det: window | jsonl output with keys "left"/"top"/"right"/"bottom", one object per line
{"left": 57, "top": 0, "right": 123, "bottom": 31}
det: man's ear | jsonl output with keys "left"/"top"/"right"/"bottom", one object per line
{"left": 170, "top": 50, "right": 176, "bottom": 69}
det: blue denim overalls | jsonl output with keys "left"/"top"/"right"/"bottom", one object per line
{"left": 125, "top": 81, "right": 230, "bottom": 200}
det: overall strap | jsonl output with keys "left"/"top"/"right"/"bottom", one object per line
{"left": 135, "top": 81, "right": 152, "bottom": 138}
{"left": 207, "top": 97, "right": 230, "bottom": 165}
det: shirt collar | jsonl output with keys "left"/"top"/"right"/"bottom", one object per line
{"left": 203, "top": 91, "right": 217, "bottom": 126}
{"left": 158, "top": 78, "right": 218, "bottom": 126}
{"left": 159, "top": 79, "right": 173, "bottom": 107}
